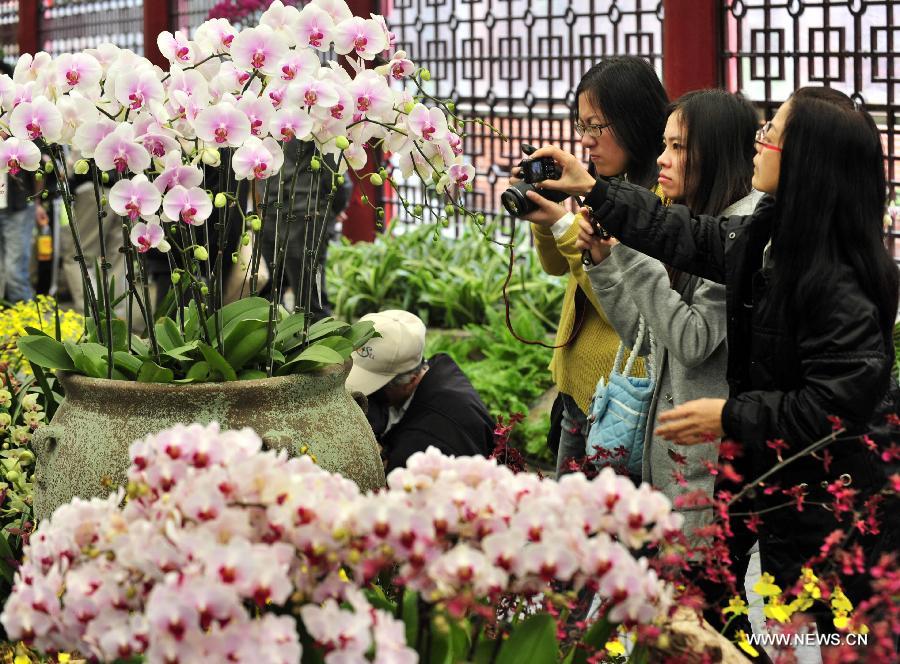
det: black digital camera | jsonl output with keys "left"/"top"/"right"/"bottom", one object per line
{"left": 501, "top": 144, "right": 568, "bottom": 218}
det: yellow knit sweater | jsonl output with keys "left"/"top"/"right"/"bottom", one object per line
{"left": 533, "top": 216, "right": 645, "bottom": 413}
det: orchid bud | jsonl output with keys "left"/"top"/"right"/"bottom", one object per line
{"left": 441, "top": 217, "right": 450, "bottom": 228}
{"left": 249, "top": 215, "right": 261, "bottom": 232}
{"left": 361, "top": 195, "right": 369, "bottom": 205}
{"left": 201, "top": 147, "right": 221, "bottom": 167}
{"left": 194, "top": 246, "right": 209, "bottom": 261}
{"left": 35, "top": 171, "right": 43, "bottom": 182}
{"left": 74, "top": 159, "right": 90, "bottom": 175}
{"left": 171, "top": 271, "right": 181, "bottom": 285}
{"left": 157, "top": 239, "right": 171, "bottom": 253}
{"left": 100, "top": 196, "right": 107, "bottom": 206}
{"left": 413, "top": 204, "right": 423, "bottom": 216}
{"left": 214, "top": 193, "right": 227, "bottom": 208}
{"left": 476, "top": 213, "right": 485, "bottom": 224}
{"left": 377, "top": 208, "right": 385, "bottom": 219}
{"left": 310, "top": 157, "right": 321, "bottom": 171}
{"left": 335, "top": 135, "right": 350, "bottom": 150}
{"left": 1, "top": 443, "right": 7, "bottom": 451}
{"left": 444, "top": 204, "right": 454, "bottom": 215}
{"left": 241, "top": 233, "right": 250, "bottom": 246}
{"left": 200, "top": 285, "right": 209, "bottom": 296}
{"left": 336, "top": 175, "right": 345, "bottom": 186}
{"left": 232, "top": 253, "right": 239, "bottom": 264}
{"left": 370, "top": 173, "right": 383, "bottom": 186}
{"left": 403, "top": 101, "right": 415, "bottom": 114}
{"left": 44, "top": 161, "right": 53, "bottom": 174}
{"left": 41, "top": 191, "right": 48, "bottom": 200}
{"left": 101, "top": 172, "right": 110, "bottom": 184}
{"left": 420, "top": 68, "right": 432, "bottom": 81}
{"left": 446, "top": 101, "right": 455, "bottom": 112}
{"left": 6, "top": 470, "right": 19, "bottom": 482}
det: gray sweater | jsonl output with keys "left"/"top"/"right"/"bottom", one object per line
{"left": 586, "top": 191, "right": 762, "bottom": 546}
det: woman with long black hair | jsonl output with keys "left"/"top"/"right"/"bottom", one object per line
{"left": 511, "top": 56, "right": 668, "bottom": 477}
{"left": 533, "top": 86, "right": 899, "bottom": 633}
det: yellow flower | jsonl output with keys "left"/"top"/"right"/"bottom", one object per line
{"left": 831, "top": 587, "right": 853, "bottom": 614}
{"left": 763, "top": 596, "right": 794, "bottom": 623}
{"left": 833, "top": 611, "right": 849, "bottom": 630}
{"left": 753, "top": 572, "right": 782, "bottom": 597}
{"left": 605, "top": 638, "right": 626, "bottom": 657}
{"left": 722, "top": 596, "right": 749, "bottom": 617}
{"left": 58, "top": 655, "right": 71, "bottom": 664}
{"left": 736, "top": 630, "right": 760, "bottom": 658}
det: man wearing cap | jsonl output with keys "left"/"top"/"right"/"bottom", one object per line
{"left": 346, "top": 310, "right": 495, "bottom": 473}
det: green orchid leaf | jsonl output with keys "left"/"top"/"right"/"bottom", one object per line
{"left": 161, "top": 341, "right": 201, "bottom": 362}
{"left": 136, "top": 360, "right": 174, "bottom": 384}
{"left": 155, "top": 317, "right": 184, "bottom": 352}
{"left": 223, "top": 319, "right": 269, "bottom": 371}
{"left": 17, "top": 335, "right": 75, "bottom": 371}
{"left": 113, "top": 351, "right": 143, "bottom": 377}
{"left": 495, "top": 614, "right": 558, "bottom": 664}
{"left": 237, "top": 369, "right": 268, "bottom": 381}
{"left": 198, "top": 343, "right": 237, "bottom": 381}
{"left": 186, "top": 360, "right": 210, "bottom": 382}
{"left": 306, "top": 317, "right": 350, "bottom": 342}
{"left": 275, "top": 344, "right": 344, "bottom": 376}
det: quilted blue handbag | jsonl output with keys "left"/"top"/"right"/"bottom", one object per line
{"left": 584, "top": 317, "right": 655, "bottom": 477}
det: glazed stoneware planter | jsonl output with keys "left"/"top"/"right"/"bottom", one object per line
{"left": 31, "top": 360, "right": 385, "bottom": 520}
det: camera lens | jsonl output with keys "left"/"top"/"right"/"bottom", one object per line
{"left": 501, "top": 183, "right": 535, "bottom": 217}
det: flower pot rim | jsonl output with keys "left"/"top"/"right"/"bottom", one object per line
{"left": 56, "top": 358, "right": 352, "bottom": 393}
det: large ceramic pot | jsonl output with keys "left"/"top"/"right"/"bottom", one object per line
{"left": 31, "top": 361, "right": 385, "bottom": 520}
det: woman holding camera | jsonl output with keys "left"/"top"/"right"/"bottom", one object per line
{"left": 512, "top": 56, "right": 668, "bottom": 477}
{"left": 533, "top": 86, "right": 899, "bottom": 632}
{"left": 580, "top": 89, "right": 760, "bottom": 546}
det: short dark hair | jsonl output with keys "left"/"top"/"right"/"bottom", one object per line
{"left": 670, "top": 89, "right": 757, "bottom": 215}
{"left": 574, "top": 56, "right": 669, "bottom": 189}
{"left": 771, "top": 86, "right": 899, "bottom": 338}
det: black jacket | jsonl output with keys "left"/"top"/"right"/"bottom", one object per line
{"left": 586, "top": 177, "right": 898, "bottom": 596}
{"left": 371, "top": 354, "right": 495, "bottom": 473}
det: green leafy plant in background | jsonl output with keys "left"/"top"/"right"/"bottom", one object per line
{"left": 328, "top": 223, "right": 564, "bottom": 332}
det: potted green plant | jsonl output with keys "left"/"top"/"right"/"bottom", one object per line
{"left": 6, "top": 0, "right": 478, "bottom": 517}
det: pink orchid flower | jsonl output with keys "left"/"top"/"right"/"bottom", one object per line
{"left": 114, "top": 67, "right": 165, "bottom": 113}
{"left": 193, "top": 103, "right": 251, "bottom": 147}
{"left": 287, "top": 75, "right": 339, "bottom": 110}
{"left": 232, "top": 136, "right": 284, "bottom": 180}
{"left": 346, "top": 70, "right": 392, "bottom": 118}
{"left": 278, "top": 49, "right": 321, "bottom": 82}
{"left": 296, "top": 3, "right": 336, "bottom": 51}
{"left": 94, "top": 124, "right": 152, "bottom": 175}
{"left": 269, "top": 108, "right": 313, "bottom": 142}
{"left": 209, "top": 62, "right": 250, "bottom": 99}
{"left": 262, "top": 79, "right": 289, "bottom": 110}
{"left": 193, "top": 18, "right": 237, "bottom": 54}
{"left": 162, "top": 186, "right": 213, "bottom": 226}
{"left": 237, "top": 97, "right": 274, "bottom": 138}
{"left": 72, "top": 118, "right": 117, "bottom": 158}
{"left": 231, "top": 26, "right": 288, "bottom": 77}
{"left": 0, "top": 138, "right": 41, "bottom": 175}
{"left": 0, "top": 74, "right": 15, "bottom": 112}
{"left": 438, "top": 163, "right": 475, "bottom": 194}
{"left": 13, "top": 52, "right": 52, "bottom": 85}
{"left": 371, "top": 14, "right": 398, "bottom": 51}
{"left": 376, "top": 50, "right": 415, "bottom": 80}
{"left": 109, "top": 175, "right": 162, "bottom": 222}
{"left": 313, "top": 0, "right": 353, "bottom": 24}
{"left": 407, "top": 103, "right": 449, "bottom": 142}
{"left": 130, "top": 221, "right": 168, "bottom": 254}
{"left": 333, "top": 17, "right": 387, "bottom": 60}
{"left": 154, "top": 151, "right": 204, "bottom": 193}
{"left": 136, "top": 123, "right": 181, "bottom": 160}
{"left": 9, "top": 96, "right": 63, "bottom": 143}
{"left": 165, "top": 68, "right": 211, "bottom": 110}
{"left": 55, "top": 53, "right": 103, "bottom": 92}
{"left": 157, "top": 31, "right": 196, "bottom": 66}
{"left": 322, "top": 85, "right": 353, "bottom": 122}
{"left": 55, "top": 94, "right": 100, "bottom": 144}
{"left": 260, "top": 1, "right": 301, "bottom": 47}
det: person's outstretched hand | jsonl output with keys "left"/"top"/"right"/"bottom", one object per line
{"left": 528, "top": 145, "right": 597, "bottom": 196}
{"left": 574, "top": 212, "right": 616, "bottom": 264}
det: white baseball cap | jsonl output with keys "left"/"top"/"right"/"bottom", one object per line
{"left": 346, "top": 310, "right": 427, "bottom": 396}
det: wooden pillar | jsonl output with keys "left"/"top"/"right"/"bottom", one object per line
{"left": 17, "top": 0, "right": 39, "bottom": 56}
{"left": 144, "top": 0, "right": 172, "bottom": 69}
{"left": 663, "top": 0, "right": 720, "bottom": 99}
{"left": 341, "top": 0, "right": 380, "bottom": 243}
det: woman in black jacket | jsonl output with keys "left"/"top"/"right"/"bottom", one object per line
{"left": 529, "top": 87, "right": 899, "bottom": 632}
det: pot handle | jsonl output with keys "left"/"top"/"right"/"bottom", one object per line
{"left": 31, "top": 424, "right": 65, "bottom": 464}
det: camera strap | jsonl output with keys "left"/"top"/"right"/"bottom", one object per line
{"left": 502, "top": 237, "right": 588, "bottom": 349}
